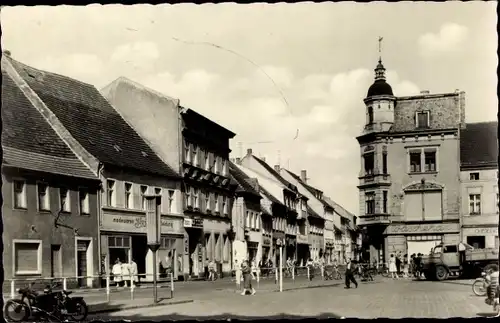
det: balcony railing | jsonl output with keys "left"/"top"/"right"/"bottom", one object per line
{"left": 358, "top": 173, "right": 391, "bottom": 188}
{"left": 358, "top": 214, "right": 391, "bottom": 226}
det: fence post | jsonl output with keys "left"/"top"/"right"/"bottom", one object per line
{"left": 292, "top": 266, "right": 295, "bottom": 281}
{"left": 275, "top": 266, "right": 278, "bottom": 284}
{"left": 321, "top": 265, "right": 324, "bottom": 280}
{"left": 106, "top": 274, "right": 110, "bottom": 303}
{"left": 307, "top": 266, "right": 310, "bottom": 281}
{"left": 170, "top": 272, "right": 174, "bottom": 299}
{"left": 11, "top": 280, "right": 15, "bottom": 299}
{"left": 130, "top": 273, "right": 134, "bottom": 300}
{"left": 256, "top": 269, "right": 260, "bottom": 287}
{"left": 63, "top": 277, "right": 67, "bottom": 291}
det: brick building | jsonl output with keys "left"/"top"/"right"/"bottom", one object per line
{"left": 4, "top": 55, "right": 181, "bottom": 284}
{"left": 2, "top": 53, "right": 100, "bottom": 287}
{"left": 101, "top": 78, "right": 236, "bottom": 278}
{"left": 459, "top": 121, "right": 498, "bottom": 248}
{"left": 357, "top": 57, "right": 464, "bottom": 264}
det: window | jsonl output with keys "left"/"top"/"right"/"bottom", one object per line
{"left": 246, "top": 211, "right": 250, "bottom": 228}
{"left": 416, "top": 111, "right": 430, "bottom": 128}
{"left": 469, "top": 194, "right": 481, "bottom": 215}
{"left": 467, "top": 236, "right": 485, "bottom": 249}
{"left": 155, "top": 188, "right": 162, "bottom": 209}
{"left": 382, "top": 191, "right": 388, "bottom": 214}
{"left": 469, "top": 172, "right": 480, "bottom": 181}
{"left": 409, "top": 151, "right": 421, "bottom": 173}
{"left": 13, "top": 240, "right": 42, "bottom": 275}
{"left": 221, "top": 159, "right": 227, "bottom": 176}
{"left": 444, "top": 245, "right": 457, "bottom": 253}
{"left": 184, "top": 141, "right": 190, "bottom": 163}
{"left": 364, "top": 153, "right": 375, "bottom": 175}
{"left": 168, "top": 190, "right": 175, "bottom": 213}
{"left": 79, "top": 188, "right": 90, "bottom": 214}
{"left": 367, "top": 106, "right": 373, "bottom": 124}
{"left": 222, "top": 196, "right": 228, "bottom": 215}
{"left": 193, "top": 188, "right": 199, "bottom": 208}
{"left": 204, "top": 151, "right": 210, "bottom": 170}
{"left": 60, "top": 187, "right": 71, "bottom": 212}
{"left": 365, "top": 192, "right": 375, "bottom": 215}
{"left": 124, "top": 183, "right": 132, "bottom": 209}
{"left": 215, "top": 193, "right": 220, "bottom": 212}
{"left": 214, "top": 156, "right": 220, "bottom": 174}
{"left": 13, "top": 180, "right": 27, "bottom": 209}
{"left": 37, "top": 183, "right": 50, "bottom": 211}
{"left": 185, "top": 186, "right": 192, "bottom": 208}
{"left": 382, "top": 152, "right": 388, "bottom": 174}
{"left": 424, "top": 151, "right": 436, "bottom": 172}
{"left": 108, "top": 236, "right": 131, "bottom": 248}
{"left": 107, "top": 180, "right": 116, "bottom": 207}
{"left": 140, "top": 185, "right": 148, "bottom": 210}
{"left": 193, "top": 146, "right": 198, "bottom": 166}
{"left": 497, "top": 193, "right": 499, "bottom": 214}
{"left": 205, "top": 191, "right": 210, "bottom": 211}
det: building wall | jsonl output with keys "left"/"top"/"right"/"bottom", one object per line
{"left": 2, "top": 169, "right": 99, "bottom": 287}
{"left": 461, "top": 168, "right": 499, "bottom": 248}
{"left": 101, "top": 80, "right": 182, "bottom": 173}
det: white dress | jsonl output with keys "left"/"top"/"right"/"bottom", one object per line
{"left": 389, "top": 258, "right": 397, "bottom": 273}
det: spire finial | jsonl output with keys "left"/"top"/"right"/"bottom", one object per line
{"left": 378, "top": 36, "right": 383, "bottom": 62}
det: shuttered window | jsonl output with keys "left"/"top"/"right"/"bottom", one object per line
{"left": 14, "top": 241, "right": 42, "bottom": 275}
{"left": 423, "top": 191, "right": 443, "bottom": 220}
{"left": 404, "top": 192, "right": 423, "bottom": 221}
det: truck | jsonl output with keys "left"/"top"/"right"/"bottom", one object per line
{"left": 421, "top": 242, "right": 499, "bottom": 281}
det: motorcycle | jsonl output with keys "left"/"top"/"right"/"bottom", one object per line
{"left": 4, "top": 283, "right": 88, "bottom": 322}
{"left": 473, "top": 272, "right": 488, "bottom": 296}
{"left": 483, "top": 272, "right": 500, "bottom": 317}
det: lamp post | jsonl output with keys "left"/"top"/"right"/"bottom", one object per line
{"left": 276, "top": 238, "right": 283, "bottom": 292}
{"left": 145, "top": 194, "right": 162, "bottom": 304}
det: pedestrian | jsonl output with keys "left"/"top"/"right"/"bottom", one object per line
{"left": 129, "top": 258, "right": 139, "bottom": 286}
{"left": 234, "top": 259, "right": 242, "bottom": 289}
{"left": 121, "top": 260, "right": 130, "bottom": 287}
{"left": 112, "top": 259, "right": 123, "bottom": 288}
{"left": 208, "top": 259, "right": 216, "bottom": 281}
{"left": 395, "top": 253, "right": 402, "bottom": 275}
{"left": 389, "top": 254, "right": 399, "bottom": 279}
{"left": 241, "top": 260, "right": 256, "bottom": 296}
{"left": 306, "top": 257, "right": 314, "bottom": 280}
{"left": 319, "top": 256, "right": 326, "bottom": 280}
{"left": 458, "top": 241, "right": 466, "bottom": 269}
{"left": 344, "top": 258, "right": 358, "bottom": 289}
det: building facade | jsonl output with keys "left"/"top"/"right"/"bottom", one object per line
{"left": 2, "top": 59, "right": 101, "bottom": 287}
{"left": 357, "top": 57, "right": 464, "bottom": 264}
{"left": 5, "top": 56, "right": 183, "bottom": 284}
{"left": 459, "top": 121, "right": 498, "bottom": 248}
{"left": 102, "top": 78, "right": 236, "bottom": 278}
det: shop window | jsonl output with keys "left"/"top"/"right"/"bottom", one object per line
{"left": 107, "top": 180, "right": 116, "bottom": 207}
{"left": 37, "top": 182, "right": 50, "bottom": 211}
{"left": 205, "top": 234, "right": 213, "bottom": 261}
{"left": 13, "top": 240, "right": 42, "bottom": 275}
{"left": 79, "top": 188, "right": 90, "bottom": 215}
{"left": 13, "top": 180, "right": 27, "bottom": 209}
{"left": 109, "top": 236, "right": 131, "bottom": 248}
{"left": 467, "top": 236, "right": 486, "bottom": 249}
{"left": 59, "top": 187, "right": 71, "bottom": 212}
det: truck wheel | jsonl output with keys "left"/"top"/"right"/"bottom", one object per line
{"left": 435, "top": 265, "right": 449, "bottom": 281}
{"left": 484, "top": 263, "right": 499, "bottom": 274}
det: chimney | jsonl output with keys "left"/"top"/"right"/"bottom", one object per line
{"left": 235, "top": 157, "right": 241, "bottom": 165}
{"left": 300, "top": 170, "right": 307, "bottom": 183}
{"left": 247, "top": 148, "right": 253, "bottom": 156}
{"left": 420, "top": 90, "right": 430, "bottom": 94}
{"left": 274, "top": 165, "right": 280, "bottom": 172}
{"left": 3, "top": 50, "right": 11, "bottom": 57}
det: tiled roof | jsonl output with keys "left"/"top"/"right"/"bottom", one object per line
{"left": 229, "top": 161, "right": 261, "bottom": 197}
{"left": 283, "top": 169, "right": 332, "bottom": 209}
{"left": 7, "top": 58, "right": 179, "bottom": 178}
{"left": 460, "top": 121, "right": 498, "bottom": 168}
{"left": 307, "top": 205, "right": 323, "bottom": 220}
{"left": 2, "top": 73, "right": 97, "bottom": 179}
{"left": 252, "top": 156, "right": 297, "bottom": 192}
{"left": 323, "top": 196, "right": 355, "bottom": 221}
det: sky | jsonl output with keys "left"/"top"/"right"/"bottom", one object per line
{"left": 2, "top": 3, "right": 497, "bottom": 214}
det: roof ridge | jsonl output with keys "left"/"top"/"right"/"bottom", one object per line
{"left": 105, "top": 76, "right": 180, "bottom": 104}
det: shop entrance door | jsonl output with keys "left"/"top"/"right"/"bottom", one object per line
{"left": 76, "top": 240, "right": 90, "bottom": 287}
{"left": 132, "top": 235, "right": 148, "bottom": 278}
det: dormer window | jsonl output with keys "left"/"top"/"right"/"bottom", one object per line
{"left": 416, "top": 111, "right": 430, "bottom": 128}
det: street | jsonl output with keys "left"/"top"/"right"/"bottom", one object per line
{"left": 87, "top": 278, "right": 498, "bottom": 320}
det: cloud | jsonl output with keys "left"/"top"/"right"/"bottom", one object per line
{"left": 110, "top": 41, "right": 160, "bottom": 62}
{"left": 418, "top": 23, "right": 469, "bottom": 57}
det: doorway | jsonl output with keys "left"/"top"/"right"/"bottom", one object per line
{"left": 76, "top": 240, "right": 89, "bottom": 287}
{"left": 187, "top": 229, "right": 203, "bottom": 277}
{"left": 51, "top": 245, "right": 62, "bottom": 278}
{"left": 467, "top": 236, "right": 486, "bottom": 249}
{"left": 131, "top": 235, "right": 148, "bottom": 278}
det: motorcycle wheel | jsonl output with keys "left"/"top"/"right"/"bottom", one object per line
{"left": 472, "top": 279, "right": 488, "bottom": 296}
{"left": 68, "top": 300, "right": 88, "bottom": 322}
{"left": 4, "top": 299, "right": 30, "bottom": 322}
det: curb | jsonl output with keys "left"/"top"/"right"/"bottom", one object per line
{"left": 89, "top": 299, "right": 195, "bottom": 314}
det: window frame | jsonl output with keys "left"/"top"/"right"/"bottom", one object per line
{"left": 167, "top": 190, "right": 175, "bottom": 213}
{"left": 59, "top": 186, "right": 71, "bottom": 213}
{"left": 407, "top": 147, "right": 439, "bottom": 174}
{"left": 124, "top": 182, "right": 133, "bottom": 209}
{"left": 185, "top": 186, "right": 192, "bottom": 208}
{"left": 13, "top": 179, "right": 28, "bottom": 210}
{"left": 363, "top": 152, "right": 375, "bottom": 176}
{"left": 365, "top": 192, "right": 376, "bottom": 215}
{"left": 36, "top": 181, "right": 51, "bottom": 212}
{"left": 193, "top": 187, "right": 199, "bottom": 209}
{"left": 140, "top": 185, "right": 148, "bottom": 210}
{"left": 106, "top": 179, "right": 116, "bottom": 207}
{"left": 382, "top": 190, "right": 388, "bottom": 214}
{"left": 214, "top": 193, "right": 220, "bottom": 212}
{"left": 78, "top": 187, "right": 90, "bottom": 215}
{"left": 13, "top": 239, "right": 43, "bottom": 276}
{"left": 415, "top": 111, "right": 430, "bottom": 128}
{"left": 469, "top": 172, "right": 480, "bottom": 181}
{"left": 468, "top": 193, "right": 482, "bottom": 215}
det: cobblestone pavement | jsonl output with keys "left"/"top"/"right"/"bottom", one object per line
{"left": 87, "top": 278, "right": 498, "bottom": 320}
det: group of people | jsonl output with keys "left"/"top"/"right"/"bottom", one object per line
{"left": 387, "top": 253, "right": 411, "bottom": 279}
{"left": 111, "top": 258, "right": 139, "bottom": 287}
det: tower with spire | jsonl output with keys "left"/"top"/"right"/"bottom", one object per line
{"left": 363, "top": 37, "right": 396, "bottom": 134}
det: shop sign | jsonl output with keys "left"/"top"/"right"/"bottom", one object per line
{"left": 385, "top": 223, "right": 459, "bottom": 235}
{"left": 463, "top": 227, "right": 498, "bottom": 235}
{"left": 297, "top": 234, "right": 308, "bottom": 245}
{"left": 262, "top": 238, "right": 271, "bottom": 247}
{"left": 102, "top": 213, "right": 182, "bottom": 234}
{"left": 183, "top": 217, "right": 203, "bottom": 229}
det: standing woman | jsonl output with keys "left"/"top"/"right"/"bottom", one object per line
{"left": 389, "top": 254, "right": 399, "bottom": 279}
{"left": 241, "top": 260, "right": 256, "bottom": 296}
